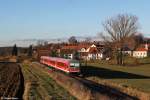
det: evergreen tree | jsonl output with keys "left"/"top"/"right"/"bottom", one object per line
{"left": 50, "top": 50, "right": 58, "bottom": 57}
{"left": 12, "top": 44, "right": 18, "bottom": 56}
{"left": 28, "top": 45, "right": 33, "bottom": 57}
{"left": 73, "top": 50, "right": 80, "bottom": 60}
{"left": 68, "top": 36, "right": 78, "bottom": 44}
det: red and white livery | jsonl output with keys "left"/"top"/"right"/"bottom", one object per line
{"left": 40, "top": 56, "right": 80, "bottom": 73}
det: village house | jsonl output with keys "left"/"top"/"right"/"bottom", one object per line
{"left": 79, "top": 44, "right": 100, "bottom": 60}
{"left": 36, "top": 43, "right": 63, "bottom": 59}
{"left": 60, "top": 42, "right": 105, "bottom": 60}
{"left": 36, "top": 42, "right": 112, "bottom": 60}
{"left": 122, "top": 46, "right": 132, "bottom": 56}
{"left": 36, "top": 45, "right": 51, "bottom": 59}
{"left": 133, "top": 43, "right": 149, "bottom": 58}
{"left": 60, "top": 44, "right": 79, "bottom": 59}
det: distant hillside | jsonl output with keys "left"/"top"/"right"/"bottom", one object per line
{"left": 0, "top": 36, "right": 102, "bottom": 47}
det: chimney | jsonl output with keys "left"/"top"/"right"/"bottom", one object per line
{"left": 145, "top": 43, "right": 148, "bottom": 50}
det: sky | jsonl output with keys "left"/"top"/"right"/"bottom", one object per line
{"left": 0, "top": 0, "right": 150, "bottom": 41}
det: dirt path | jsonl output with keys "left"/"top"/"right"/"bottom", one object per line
{"left": 0, "top": 62, "right": 24, "bottom": 99}
{"left": 21, "top": 63, "right": 76, "bottom": 100}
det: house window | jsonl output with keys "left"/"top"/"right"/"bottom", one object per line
{"left": 134, "top": 53, "right": 136, "bottom": 56}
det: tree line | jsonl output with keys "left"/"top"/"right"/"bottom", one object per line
{"left": 12, "top": 44, "right": 33, "bottom": 57}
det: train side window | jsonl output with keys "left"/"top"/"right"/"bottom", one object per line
{"left": 61, "top": 62, "right": 64, "bottom": 66}
{"left": 50, "top": 61, "right": 55, "bottom": 65}
{"left": 57, "top": 62, "right": 65, "bottom": 67}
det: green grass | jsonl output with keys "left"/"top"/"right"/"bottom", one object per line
{"left": 82, "top": 58, "right": 150, "bottom": 93}
{"left": 22, "top": 64, "right": 76, "bottom": 100}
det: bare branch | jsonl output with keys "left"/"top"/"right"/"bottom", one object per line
{"left": 102, "top": 14, "right": 139, "bottom": 48}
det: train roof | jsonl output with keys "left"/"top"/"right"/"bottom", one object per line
{"left": 41, "top": 56, "right": 79, "bottom": 63}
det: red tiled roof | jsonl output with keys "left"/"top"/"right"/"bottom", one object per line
{"left": 139, "top": 43, "right": 150, "bottom": 51}
{"left": 61, "top": 49, "right": 75, "bottom": 54}
{"left": 61, "top": 44, "right": 91, "bottom": 50}
{"left": 78, "top": 44, "right": 91, "bottom": 50}
{"left": 136, "top": 48, "right": 148, "bottom": 51}
{"left": 88, "top": 47, "right": 98, "bottom": 53}
{"left": 61, "top": 43, "right": 101, "bottom": 54}
{"left": 62, "top": 46, "right": 78, "bottom": 50}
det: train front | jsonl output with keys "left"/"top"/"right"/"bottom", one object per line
{"left": 69, "top": 60, "right": 80, "bottom": 74}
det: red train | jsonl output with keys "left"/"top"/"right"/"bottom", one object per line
{"left": 40, "top": 56, "right": 80, "bottom": 73}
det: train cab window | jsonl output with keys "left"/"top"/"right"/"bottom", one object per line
{"left": 70, "top": 63, "right": 80, "bottom": 67}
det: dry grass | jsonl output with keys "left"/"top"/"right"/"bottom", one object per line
{"left": 87, "top": 77, "right": 150, "bottom": 100}
{"left": 31, "top": 63, "right": 92, "bottom": 100}
{"left": 21, "top": 63, "right": 75, "bottom": 100}
{"left": 23, "top": 82, "right": 31, "bottom": 100}
{"left": 51, "top": 72, "right": 92, "bottom": 100}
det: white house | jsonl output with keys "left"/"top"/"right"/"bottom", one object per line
{"left": 122, "top": 46, "right": 132, "bottom": 56}
{"left": 61, "top": 43, "right": 105, "bottom": 60}
{"left": 133, "top": 44, "right": 149, "bottom": 58}
{"left": 79, "top": 44, "right": 105, "bottom": 60}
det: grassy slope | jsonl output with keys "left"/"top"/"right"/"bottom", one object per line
{"left": 22, "top": 63, "right": 76, "bottom": 100}
{"left": 84, "top": 58, "right": 150, "bottom": 93}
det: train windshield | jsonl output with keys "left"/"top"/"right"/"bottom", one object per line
{"left": 70, "top": 60, "right": 80, "bottom": 67}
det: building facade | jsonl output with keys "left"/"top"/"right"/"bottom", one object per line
{"left": 133, "top": 44, "right": 149, "bottom": 58}
{"left": 60, "top": 43, "right": 105, "bottom": 60}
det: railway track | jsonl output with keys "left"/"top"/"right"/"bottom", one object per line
{"left": 33, "top": 62, "right": 138, "bottom": 100}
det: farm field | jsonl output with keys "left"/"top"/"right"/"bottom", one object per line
{"left": 83, "top": 62, "right": 150, "bottom": 93}
{"left": 0, "top": 58, "right": 149, "bottom": 100}
{"left": 0, "top": 62, "right": 24, "bottom": 99}
{"left": 21, "top": 63, "right": 76, "bottom": 100}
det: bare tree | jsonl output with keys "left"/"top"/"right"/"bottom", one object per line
{"left": 44, "top": 41, "right": 48, "bottom": 46}
{"left": 85, "top": 37, "right": 92, "bottom": 43}
{"left": 37, "top": 40, "right": 45, "bottom": 46}
{"left": 102, "top": 14, "right": 139, "bottom": 65}
{"left": 68, "top": 36, "right": 78, "bottom": 44}
{"left": 98, "top": 32, "right": 112, "bottom": 48}
{"left": 133, "top": 33, "right": 144, "bottom": 49}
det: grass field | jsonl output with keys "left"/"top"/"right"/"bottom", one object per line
{"left": 81, "top": 58, "right": 150, "bottom": 93}
{"left": 21, "top": 63, "right": 76, "bottom": 100}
